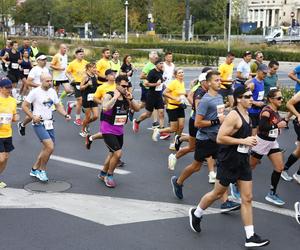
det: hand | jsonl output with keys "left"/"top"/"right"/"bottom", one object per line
{"left": 65, "top": 115, "right": 71, "bottom": 121}
{"left": 242, "top": 136, "right": 257, "bottom": 147}
{"left": 32, "top": 115, "right": 42, "bottom": 124}
{"left": 277, "top": 120, "right": 287, "bottom": 128}
{"left": 113, "top": 89, "right": 121, "bottom": 99}
{"left": 13, "top": 114, "right": 20, "bottom": 122}
{"left": 125, "top": 91, "right": 133, "bottom": 100}
{"left": 218, "top": 114, "right": 225, "bottom": 124}
{"left": 256, "top": 101, "right": 265, "bottom": 107}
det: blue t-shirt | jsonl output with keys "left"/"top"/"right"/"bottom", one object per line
{"left": 196, "top": 93, "right": 223, "bottom": 140}
{"left": 294, "top": 65, "right": 300, "bottom": 93}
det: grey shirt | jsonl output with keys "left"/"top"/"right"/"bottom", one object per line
{"left": 196, "top": 93, "right": 224, "bottom": 140}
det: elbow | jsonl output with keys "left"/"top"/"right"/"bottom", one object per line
{"left": 216, "top": 135, "right": 223, "bottom": 144}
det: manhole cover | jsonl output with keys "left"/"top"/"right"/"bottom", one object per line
{"left": 24, "top": 180, "right": 71, "bottom": 193}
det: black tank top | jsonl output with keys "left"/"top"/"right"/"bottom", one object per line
{"left": 218, "top": 108, "right": 252, "bottom": 162}
{"left": 82, "top": 74, "right": 98, "bottom": 100}
{"left": 258, "top": 105, "right": 281, "bottom": 141}
{"left": 8, "top": 50, "right": 21, "bottom": 72}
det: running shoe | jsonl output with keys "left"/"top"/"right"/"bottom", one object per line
{"left": 169, "top": 143, "right": 176, "bottom": 151}
{"left": 152, "top": 128, "right": 160, "bottom": 142}
{"left": 230, "top": 183, "right": 241, "bottom": 201}
{"left": 128, "top": 110, "right": 134, "bottom": 122}
{"left": 104, "top": 175, "right": 116, "bottom": 188}
{"left": 117, "top": 160, "right": 126, "bottom": 168}
{"left": 79, "top": 130, "right": 88, "bottom": 138}
{"left": 208, "top": 171, "right": 216, "bottom": 184}
{"left": 160, "top": 132, "right": 170, "bottom": 140}
{"left": 74, "top": 119, "right": 82, "bottom": 126}
{"left": 220, "top": 200, "right": 241, "bottom": 213}
{"left": 174, "top": 135, "right": 183, "bottom": 151}
{"left": 245, "top": 233, "right": 270, "bottom": 248}
{"left": 0, "top": 181, "right": 7, "bottom": 188}
{"left": 168, "top": 153, "right": 177, "bottom": 170}
{"left": 293, "top": 173, "right": 300, "bottom": 184}
{"left": 171, "top": 176, "right": 183, "bottom": 199}
{"left": 97, "top": 171, "right": 107, "bottom": 181}
{"left": 36, "top": 170, "right": 49, "bottom": 182}
{"left": 265, "top": 192, "right": 285, "bottom": 206}
{"left": 30, "top": 169, "right": 39, "bottom": 177}
{"left": 132, "top": 119, "right": 139, "bottom": 133}
{"left": 152, "top": 121, "right": 160, "bottom": 128}
{"left": 17, "top": 122, "right": 25, "bottom": 136}
{"left": 85, "top": 134, "right": 93, "bottom": 150}
{"left": 281, "top": 170, "right": 293, "bottom": 181}
{"left": 294, "top": 201, "right": 300, "bottom": 225}
{"left": 189, "top": 208, "right": 202, "bottom": 233}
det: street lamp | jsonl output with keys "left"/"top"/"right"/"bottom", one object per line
{"left": 227, "top": 0, "right": 232, "bottom": 52}
{"left": 125, "top": 1, "right": 129, "bottom": 44}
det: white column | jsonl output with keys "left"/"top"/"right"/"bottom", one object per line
{"left": 257, "top": 9, "right": 261, "bottom": 27}
{"left": 271, "top": 9, "right": 275, "bottom": 27}
{"left": 263, "top": 9, "right": 267, "bottom": 28}
{"left": 250, "top": 10, "right": 254, "bottom": 22}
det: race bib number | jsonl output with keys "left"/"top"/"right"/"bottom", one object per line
{"left": 43, "top": 120, "right": 54, "bottom": 130}
{"left": 114, "top": 115, "right": 127, "bottom": 126}
{"left": 237, "top": 144, "right": 250, "bottom": 153}
{"left": 0, "top": 113, "right": 13, "bottom": 124}
{"left": 23, "top": 69, "right": 30, "bottom": 75}
{"left": 11, "top": 63, "right": 19, "bottom": 69}
{"left": 257, "top": 91, "right": 264, "bottom": 101}
{"left": 268, "top": 128, "right": 279, "bottom": 138}
{"left": 155, "top": 83, "right": 163, "bottom": 91}
{"left": 87, "top": 93, "right": 94, "bottom": 101}
{"left": 75, "top": 85, "right": 80, "bottom": 90}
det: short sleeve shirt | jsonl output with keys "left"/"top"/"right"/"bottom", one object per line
{"left": 237, "top": 60, "right": 251, "bottom": 79}
{"left": 0, "top": 96, "right": 17, "bottom": 138}
{"left": 94, "top": 83, "right": 116, "bottom": 100}
{"left": 66, "top": 59, "right": 88, "bottom": 83}
{"left": 28, "top": 66, "right": 50, "bottom": 86}
{"left": 166, "top": 79, "right": 186, "bottom": 109}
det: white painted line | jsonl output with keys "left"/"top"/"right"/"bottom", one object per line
{"left": 50, "top": 155, "right": 130, "bottom": 175}
{"left": 252, "top": 201, "right": 294, "bottom": 217}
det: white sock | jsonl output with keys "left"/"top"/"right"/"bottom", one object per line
{"left": 89, "top": 136, "right": 93, "bottom": 141}
{"left": 194, "top": 205, "right": 204, "bottom": 218}
{"left": 76, "top": 114, "right": 80, "bottom": 120}
{"left": 244, "top": 225, "right": 254, "bottom": 239}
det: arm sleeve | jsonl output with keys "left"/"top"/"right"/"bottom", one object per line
{"left": 259, "top": 115, "right": 277, "bottom": 132}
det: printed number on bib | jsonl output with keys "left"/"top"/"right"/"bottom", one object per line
{"left": 155, "top": 84, "right": 163, "bottom": 91}
{"left": 44, "top": 120, "right": 54, "bottom": 130}
{"left": 0, "top": 113, "right": 13, "bottom": 124}
{"left": 114, "top": 115, "right": 127, "bottom": 126}
{"left": 257, "top": 91, "right": 264, "bottom": 101}
{"left": 75, "top": 85, "right": 80, "bottom": 90}
{"left": 268, "top": 128, "right": 278, "bottom": 138}
{"left": 237, "top": 144, "right": 249, "bottom": 153}
{"left": 87, "top": 93, "right": 94, "bottom": 101}
{"left": 23, "top": 69, "right": 30, "bottom": 75}
{"left": 11, "top": 63, "right": 19, "bottom": 69}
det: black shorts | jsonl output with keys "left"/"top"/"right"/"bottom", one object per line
{"left": 71, "top": 82, "right": 81, "bottom": 98}
{"left": 194, "top": 139, "right": 218, "bottom": 162}
{"left": 53, "top": 80, "right": 69, "bottom": 87}
{"left": 103, "top": 134, "right": 124, "bottom": 153}
{"left": 7, "top": 71, "right": 20, "bottom": 83}
{"left": 82, "top": 99, "right": 98, "bottom": 109}
{"left": 293, "top": 119, "right": 300, "bottom": 141}
{"left": 0, "top": 137, "right": 14, "bottom": 153}
{"left": 20, "top": 73, "right": 29, "bottom": 79}
{"left": 167, "top": 108, "right": 185, "bottom": 122}
{"left": 249, "top": 113, "right": 260, "bottom": 128}
{"left": 141, "top": 86, "right": 148, "bottom": 102}
{"left": 216, "top": 156, "right": 252, "bottom": 187}
{"left": 218, "top": 87, "right": 233, "bottom": 97}
{"left": 145, "top": 93, "right": 164, "bottom": 112}
{"left": 189, "top": 117, "right": 198, "bottom": 137}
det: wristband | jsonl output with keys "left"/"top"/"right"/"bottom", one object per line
{"left": 210, "top": 118, "right": 220, "bottom": 126}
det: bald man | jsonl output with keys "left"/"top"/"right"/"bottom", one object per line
{"left": 22, "top": 73, "right": 71, "bottom": 182}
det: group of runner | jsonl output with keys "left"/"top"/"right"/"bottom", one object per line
{"left": 0, "top": 40, "right": 300, "bottom": 247}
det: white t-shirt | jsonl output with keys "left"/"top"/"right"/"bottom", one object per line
{"left": 163, "top": 62, "right": 175, "bottom": 84}
{"left": 28, "top": 66, "right": 50, "bottom": 86}
{"left": 25, "top": 87, "right": 59, "bottom": 120}
{"left": 237, "top": 60, "right": 251, "bottom": 79}
{"left": 52, "top": 53, "right": 68, "bottom": 81}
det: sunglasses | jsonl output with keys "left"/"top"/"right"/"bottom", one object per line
{"left": 242, "top": 94, "right": 253, "bottom": 99}
{"left": 271, "top": 96, "right": 283, "bottom": 101}
{"left": 120, "top": 85, "right": 129, "bottom": 88}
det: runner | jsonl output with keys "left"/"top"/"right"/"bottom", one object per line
{"left": 281, "top": 91, "right": 300, "bottom": 183}
{"left": 250, "top": 51, "right": 264, "bottom": 77}
{"left": 19, "top": 50, "right": 32, "bottom": 99}
{"left": 98, "top": 75, "right": 139, "bottom": 188}
{"left": 18, "top": 39, "right": 32, "bottom": 56}
{"left": 21, "top": 73, "right": 71, "bottom": 182}
{"left": 79, "top": 63, "right": 99, "bottom": 137}
{"left": 66, "top": 48, "right": 88, "bottom": 126}
{"left": 0, "top": 78, "right": 19, "bottom": 188}
{"left": 235, "top": 51, "right": 252, "bottom": 88}
{"left": 110, "top": 50, "right": 121, "bottom": 75}
{"left": 51, "top": 44, "right": 72, "bottom": 100}
{"left": 288, "top": 63, "right": 300, "bottom": 93}
{"left": 188, "top": 86, "right": 270, "bottom": 248}
{"left": 17, "top": 53, "right": 50, "bottom": 136}
{"left": 30, "top": 39, "right": 39, "bottom": 65}
{"left": 120, "top": 54, "right": 135, "bottom": 90}
{"left": 2, "top": 41, "right": 22, "bottom": 100}
{"left": 218, "top": 51, "right": 235, "bottom": 107}
{"left": 0, "top": 38, "right": 12, "bottom": 72}
{"left": 264, "top": 61, "right": 279, "bottom": 96}
{"left": 163, "top": 51, "right": 175, "bottom": 85}
{"left": 96, "top": 48, "right": 111, "bottom": 85}
{"left": 295, "top": 201, "right": 300, "bottom": 224}
{"left": 250, "top": 88, "right": 286, "bottom": 206}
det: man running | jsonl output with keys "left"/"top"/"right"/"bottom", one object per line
{"left": 30, "top": 39, "right": 39, "bottom": 65}
{"left": 21, "top": 73, "right": 71, "bottom": 182}
{"left": 109, "top": 50, "right": 121, "bottom": 74}
{"left": 96, "top": 48, "right": 111, "bottom": 85}
{"left": 288, "top": 63, "right": 300, "bottom": 93}
{"left": 188, "top": 86, "right": 270, "bottom": 248}
{"left": 264, "top": 61, "right": 279, "bottom": 96}
{"left": 235, "top": 51, "right": 252, "bottom": 88}
{"left": 250, "top": 51, "right": 264, "bottom": 77}
{"left": 0, "top": 78, "right": 19, "bottom": 188}
{"left": 163, "top": 51, "right": 175, "bottom": 85}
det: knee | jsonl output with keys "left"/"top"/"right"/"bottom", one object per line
{"left": 114, "top": 150, "right": 122, "bottom": 159}
{"left": 0, "top": 153, "right": 9, "bottom": 162}
{"left": 241, "top": 193, "right": 253, "bottom": 204}
{"left": 192, "top": 161, "right": 201, "bottom": 172}
{"left": 45, "top": 144, "right": 54, "bottom": 154}
{"left": 178, "top": 124, "right": 184, "bottom": 131}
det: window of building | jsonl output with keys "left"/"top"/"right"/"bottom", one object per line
{"left": 283, "top": 12, "right": 285, "bottom": 16}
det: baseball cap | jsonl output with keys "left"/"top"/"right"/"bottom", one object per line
{"left": 257, "top": 64, "right": 268, "bottom": 73}
{"left": 36, "top": 53, "right": 47, "bottom": 60}
{"left": 233, "top": 86, "right": 249, "bottom": 99}
{"left": 198, "top": 73, "right": 207, "bottom": 82}
{"left": 0, "top": 77, "right": 12, "bottom": 88}
{"left": 243, "top": 51, "right": 252, "bottom": 57}
{"left": 75, "top": 48, "right": 84, "bottom": 54}
{"left": 105, "top": 69, "right": 116, "bottom": 76}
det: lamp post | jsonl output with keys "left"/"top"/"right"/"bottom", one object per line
{"left": 125, "top": 1, "right": 128, "bottom": 44}
{"left": 47, "top": 11, "right": 51, "bottom": 40}
{"left": 227, "top": 0, "right": 232, "bottom": 52}
{"left": 185, "top": 0, "right": 190, "bottom": 41}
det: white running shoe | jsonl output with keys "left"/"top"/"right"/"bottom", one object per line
{"left": 208, "top": 171, "right": 216, "bottom": 184}
{"left": 293, "top": 173, "right": 300, "bottom": 184}
{"left": 152, "top": 128, "right": 160, "bottom": 142}
{"left": 168, "top": 153, "right": 177, "bottom": 170}
{"left": 281, "top": 170, "right": 293, "bottom": 181}
{"left": 169, "top": 143, "right": 176, "bottom": 151}
{"left": 295, "top": 202, "right": 300, "bottom": 225}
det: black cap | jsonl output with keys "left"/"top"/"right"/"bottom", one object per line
{"left": 202, "top": 67, "right": 212, "bottom": 73}
{"left": 233, "top": 86, "right": 248, "bottom": 99}
{"left": 105, "top": 69, "right": 116, "bottom": 76}
{"left": 75, "top": 48, "right": 84, "bottom": 54}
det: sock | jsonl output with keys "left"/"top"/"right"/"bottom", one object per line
{"left": 76, "top": 114, "right": 80, "bottom": 120}
{"left": 100, "top": 170, "right": 107, "bottom": 176}
{"left": 244, "top": 225, "right": 254, "bottom": 239}
{"left": 107, "top": 173, "right": 113, "bottom": 177}
{"left": 136, "top": 120, "right": 141, "bottom": 124}
{"left": 194, "top": 205, "right": 204, "bottom": 218}
{"left": 270, "top": 170, "right": 281, "bottom": 194}
{"left": 60, "top": 91, "right": 67, "bottom": 100}
{"left": 89, "top": 136, "right": 93, "bottom": 141}
{"left": 284, "top": 153, "right": 298, "bottom": 170}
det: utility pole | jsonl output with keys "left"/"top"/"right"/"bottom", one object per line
{"left": 185, "top": 0, "right": 190, "bottom": 41}
{"left": 227, "top": 0, "right": 232, "bottom": 52}
{"left": 125, "top": 1, "right": 128, "bottom": 43}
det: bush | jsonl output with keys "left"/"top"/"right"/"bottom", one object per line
{"left": 280, "top": 86, "right": 295, "bottom": 112}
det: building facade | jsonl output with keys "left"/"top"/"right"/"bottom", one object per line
{"left": 247, "top": 0, "right": 300, "bottom": 28}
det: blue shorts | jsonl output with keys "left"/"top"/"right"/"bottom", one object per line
{"left": 295, "top": 83, "right": 300, "bottom": 93}
{"left": 33, "top": 124, "right": 55, "bottom": 143}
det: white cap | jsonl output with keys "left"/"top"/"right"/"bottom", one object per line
{"left": 198, "top": 73, "right": 207, "bottom": 82}
{"left": 36, "top": 54, "right": 47, "bottom": 60}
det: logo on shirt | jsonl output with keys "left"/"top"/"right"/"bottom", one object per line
{"left": 42, "top": 98, "right": 54, "bottom": 108}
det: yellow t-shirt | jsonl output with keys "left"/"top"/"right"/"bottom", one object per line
{"left": 96, "top": 58, "right": 111, "bottom": 84}
{"left": 0, "top": 96, "right": 17, "bottom": 138}
{"left": 166, "top": 79, "right": 186, "bottom": 110}
{"left": 66, "top": 59, "right": 88, "bottom": 83}
{"left": 94, "top": 82, "right": 116, "bottom": 101}
{"left": 110, "top": 60, "right": 121, "bottom": 73}
{"left": 218, "top": 62, "right": 234, "bottom": 89}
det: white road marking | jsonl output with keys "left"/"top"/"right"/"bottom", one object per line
{"left": 50, "top": 155, "right": 130, "bottom": 175}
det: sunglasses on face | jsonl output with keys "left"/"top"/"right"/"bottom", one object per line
{"left": 272, "top": 96, "right": 283, "bottom": 101}
{"left": 242, "top": 94, "right": 253, "bottom": 99}
{"left": 120, "top": 85, "right": 129, "bottom": 88}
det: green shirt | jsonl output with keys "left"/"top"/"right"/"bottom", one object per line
{"left": 264, "top": 73, "right": 278, "bottom": 96}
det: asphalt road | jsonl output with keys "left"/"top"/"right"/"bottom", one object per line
{"left": 0, "top": 100, "right": 300, "bottom": 249}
